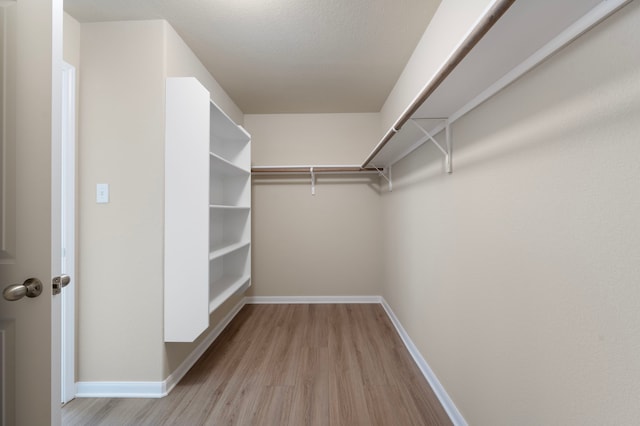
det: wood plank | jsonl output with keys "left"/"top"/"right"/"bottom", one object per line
{"left": 63, "top": 304, "right": 452, "bottom": 425}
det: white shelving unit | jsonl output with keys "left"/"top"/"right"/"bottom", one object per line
{"left": 208, "top": 95, "right": 251, "bottom": 315}
{"left": 164, "top": 77, "right": 251, "bottom": 342}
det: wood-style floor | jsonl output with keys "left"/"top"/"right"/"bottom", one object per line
{"left": 63, "top": 304, "right": 452, "bottom": 425}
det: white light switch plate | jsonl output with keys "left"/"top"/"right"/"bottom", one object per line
{"left": 96, "top": 183, "right": 109, "bottom": 203}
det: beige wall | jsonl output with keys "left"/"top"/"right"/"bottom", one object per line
{"left": 246, "top": 113, "right": 383, "bottom": 297}
{"left": 162, "top": 22, "right": 243, "bottom": 125}
{"left": 78, "top": 20, "right": 166, "bottom": 381}
{"left": 77, "top": 19, "right": 245, "bottom": 383}
{"left": 382, "top": 3, "right": 640, "bottom": 424}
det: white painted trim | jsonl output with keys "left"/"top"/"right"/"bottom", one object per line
{"left": 60, "top": 61, "right": 77, "bottom": 405}
{"left": 245, "top": 295, "right": 382, "bottom": 304}
{"left": 75, "top": 381, "right": 165, "bottom": 399}
{"left": 1, "top": 330, "right": 4, "bottom": 426}
{"left": 380, "top": 298, "right": 467, "bottom": 426}
{"left": 51, "top": 2, "right": 64, "bottom": 424}
{"left": 76, "top": 298, "right": 247, "bottom": 398}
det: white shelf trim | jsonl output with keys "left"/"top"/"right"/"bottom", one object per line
{"left": 209, "top": 275, "right": 251, "bottom": 313}
{"left": 209, "top": 99, "right": 251, "bottom": 142}
{"left": 209, "top": 241, "right": 250, "bottom": 261}
{"left": 209, "top": 204, "right": 251, "bottom": 210}
{"left": 210, "top": 152, "right": 250, "bottom": 175}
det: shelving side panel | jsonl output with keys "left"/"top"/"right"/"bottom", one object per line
{"left": 164, "top": 77, "right": 210, "bottom": 342}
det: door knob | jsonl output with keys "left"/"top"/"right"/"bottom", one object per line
{"left": 3, "top": 278, "right": 43, "bottom": 301}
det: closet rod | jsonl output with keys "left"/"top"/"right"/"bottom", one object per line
{"left": 252, "top": 165, "right": 381, "bottom": 174}
{"left": 361, "top": 0, "right": 515, "bottom": 168}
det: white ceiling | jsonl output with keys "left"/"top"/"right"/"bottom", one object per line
{"left": 64, "top": 0, "right": 441, "bottom": 114}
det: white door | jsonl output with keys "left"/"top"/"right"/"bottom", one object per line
{"left": 0, "top": 0, "right": 63, "bottom": 425}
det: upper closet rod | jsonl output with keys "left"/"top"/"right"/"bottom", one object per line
{"left": 361, "top": 0, "right": 515, "bottom": 168}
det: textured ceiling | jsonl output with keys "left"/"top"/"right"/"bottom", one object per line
{"left": 64, "top": 0, "right": 441, "bottom": 114}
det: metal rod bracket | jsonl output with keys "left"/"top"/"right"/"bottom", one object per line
{"left": 310, "top": 167, "right": 316, "bottom": 195}
{"left": 370, "top": 165, "right": 393, "bottom": 192}
{"left": 409, "top": 118, "right": 452, "bottom": 174}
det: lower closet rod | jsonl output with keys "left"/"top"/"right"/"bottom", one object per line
{"left": 252, "top": 165, "right": 381, "bottom": 174}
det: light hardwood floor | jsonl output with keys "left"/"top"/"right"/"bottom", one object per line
{"left": 63, "top": 304, "right": 453, "bottom": 425}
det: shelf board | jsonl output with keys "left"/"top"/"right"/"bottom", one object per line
{"left": 209, "top": 241, "right": 250, "bottom": 261}
{"left": 210, "top": 100, "right": 251, "bottom": 143}
{"left": 210, "top": 152, "right": 250, "bottom": 176}
{"left": 209, "top": 204, "right": 251, "bottom": 211}
{"left": 209, "top": 275, "right": 251, "bottom": 314}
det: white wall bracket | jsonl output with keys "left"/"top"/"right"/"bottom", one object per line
{"left": 409, "top": 118, "right": 452, "bottom": 174}
{"left": 310, "top": 167, "right": 316, "bottom": 196}
{"left": 370, "top": 164, "right": 393, "bottom": 192}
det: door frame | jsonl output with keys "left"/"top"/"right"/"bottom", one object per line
{"left": 51, "top": 0, "right": 64, "bottom": 421}
{"left": 60, "top": 61, "right": 76, "bottom": 404}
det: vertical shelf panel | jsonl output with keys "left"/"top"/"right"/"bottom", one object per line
{"left": 164, "top": 78, "right": 251, "bottom": 342}
{"left": 164, "top": 78, "right": 210, "bottom": 342}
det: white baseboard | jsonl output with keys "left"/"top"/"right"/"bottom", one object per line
{"left": 245, "top": 295, "right": 382, "bottom": 304}
{"left": 74, "top": 295, "right": 465, "bottom": 426}
{"left": 75, "top": 381, "right": 165, "bottom": 398}
{"left": 76, "top": 297, "right": 248, "bottom": 399}
{"left": 380, "top": 298, "right": 467, "bottom": 426}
